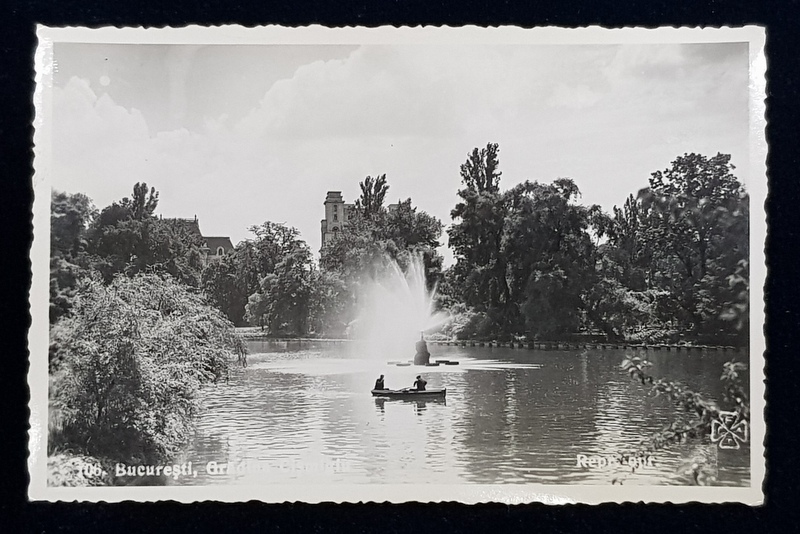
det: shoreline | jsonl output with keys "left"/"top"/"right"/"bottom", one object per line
{"left": 237, "top": 333, "right": 747, "bottom": 354}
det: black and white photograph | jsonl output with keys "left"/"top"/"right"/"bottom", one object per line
{"left": 29, "top": 26, "right": 766, "bottom": 503}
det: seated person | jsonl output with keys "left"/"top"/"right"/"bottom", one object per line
{"left": 413, "top": 375, "right": 427, "bottom": 391}
{"left": 374, "top": 374, "right": 386, "bottom": 390}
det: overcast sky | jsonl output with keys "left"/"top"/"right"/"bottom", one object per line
{"left": 50, "top": 41, "right": 750, "bottom": 264}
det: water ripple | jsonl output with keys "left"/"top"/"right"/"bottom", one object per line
{"left": 172, "top": 344, "right": 749, "bottom": 487}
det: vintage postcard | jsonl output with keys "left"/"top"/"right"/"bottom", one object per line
{"left": 29, "top": 25, "right": 766, "bottom": 504}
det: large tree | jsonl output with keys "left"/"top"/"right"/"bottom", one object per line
{"left": 354, "top": 174, "right": 389, "bottom": 219}
{"left": 49, "top": 190, "right": 97, "bottom": 322}
{"left": 238, "top": 222, "right": 318, "bottom": 335}
{"left": 587, "top": 153, "right": 749, "bottom": 344}
{"left": 201, "top": 241, "right": 261, "bottom": 326}
{"left": 49, "top": 273, "right": 242, "bottom": 463}
{"left": 248, "top": 221, "right": 306, "bottom": 275}
{"left": 448, "top": 143, "right": 507, "bottom": 315}
{"left": 640, "top": 153, "right": 748, "bottom": 338}
{"left": 86, "top": 183, "right": 205, "bottom": 286}
{"left": 448, "top": 145, "right": 608, "bottom": 339}
{"left": 505, "top": 179, "right": 600, "bottom": 339}
{"left": 646, "top": 153, "right": 745, "bottom": 281}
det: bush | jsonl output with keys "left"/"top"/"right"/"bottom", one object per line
{"left": 47, "top": 453, "right": 113, "bottom": 487}
{"left": 49, "top": 273, "right": 244, "bottom": 465}
{"left": 437, "top": 304, "right": 497, "bottom": 340}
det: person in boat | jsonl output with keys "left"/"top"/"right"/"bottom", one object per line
{"left": 413, "top": 375, "right": 427, "bottom": 391}
{"left": 374, "top": 374, "right": 387, "bottom": 390}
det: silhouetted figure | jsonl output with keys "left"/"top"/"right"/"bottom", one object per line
{"left": 414, "top": 332, "right": 430, "bottom": 365}
{"left": 413, "top": 375, "right": 427, "bottom": 391}
{"left": 374, "top": 375, "right": 386, "bottom": 390}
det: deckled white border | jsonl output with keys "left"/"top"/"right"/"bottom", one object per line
{"left": 29, "top": 24, "right": 767, "bottom": 504}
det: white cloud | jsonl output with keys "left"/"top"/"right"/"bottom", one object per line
{"left": 547, "top": 83, "right": 603, "bottom": 110}
{"left": 50, "top": 43, "right": 750, "bottom": 260}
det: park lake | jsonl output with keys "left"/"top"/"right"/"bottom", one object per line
{"left": 171, "top": 340, "right": 750, "bottom": 487}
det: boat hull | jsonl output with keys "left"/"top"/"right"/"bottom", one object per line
{"left": 371, "top": 388, "right": 446, "bottom": 398}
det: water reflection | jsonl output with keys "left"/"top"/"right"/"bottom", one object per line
{"left": 373, "top": 397, "right": 446, "bottom": 416}
{"left": 172, "top": 342, "right": 750, "bottom": 487}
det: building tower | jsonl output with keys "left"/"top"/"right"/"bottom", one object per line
{"left": 321, "top": 191, "right": 354, "bottom": 250}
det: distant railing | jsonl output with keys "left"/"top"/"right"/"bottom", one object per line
{"left": 425, "top": 339, "right": 746, "bottom": 353}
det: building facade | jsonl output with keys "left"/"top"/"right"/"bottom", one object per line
{"left": 320, "top": 191, "right": 354, "bottom": 250}
{"left": 320, "top": 191, "right": 405, "bottom": 251}
{"left": 203, "top": 235, "right": 235, "bottom": 263}
{"left": 164, "top": 215, "right": 234, "bottom": 266}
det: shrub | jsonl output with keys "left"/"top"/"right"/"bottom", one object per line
{"left": 49, "top": 273, "right": 244, "bottom": 464}
{"left": 47, "top": 453, "right": 113, "bottom": 487}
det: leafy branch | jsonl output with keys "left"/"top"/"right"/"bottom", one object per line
{"left": 615, "top": 356, "right": 749, "bottom": 485}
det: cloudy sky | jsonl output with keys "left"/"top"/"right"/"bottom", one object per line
{"left": 50, "top": 40, "right": 750, "bottom": 264}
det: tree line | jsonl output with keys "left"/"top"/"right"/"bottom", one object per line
{"left": 48, "top": 184, "right": 244, "bottom": 484}
{"left": 46, "top": 143, "right": 749, "bottom": 483}
{"left": 201, "top": 175, "right": 444, "bottom": 337}
{"left": 442, "top": 144, "right": 748, "bottom": 346}
{"left": 51, "top": 143, "right": 749, "bottom": 348}
{"left": 203, "top": 145, "right": 748, "bottom": 348}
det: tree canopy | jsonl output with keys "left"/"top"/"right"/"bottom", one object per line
{"left": 354, "top": 174, "right": 389, "bottom": 218}
{"left": 49, "top": 273, "right": 242, "bottom": 463}
{"left": 445, "top": 145, "right": 748, "bottom": 345}
{"left": 49, "top": 149, "right": 749, "bottom": 346}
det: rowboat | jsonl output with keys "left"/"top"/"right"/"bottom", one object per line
{"left": 371, "top": 388, "right": 446, "bottom": 398}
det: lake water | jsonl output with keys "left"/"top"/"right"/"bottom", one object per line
{"left": 173, "top": 341, "right": 750, "bottom": 487}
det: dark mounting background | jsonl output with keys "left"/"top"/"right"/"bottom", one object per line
{"left": 1, "top": 1, "right": 798, "bottom": 533}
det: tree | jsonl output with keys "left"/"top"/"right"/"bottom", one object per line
{"left": 460, "top": 143, "right": 502, "bottom": 193}
{"left": 125, "top": 182, "right": 159, "bottom": 221}
{"left": 202, "top": 241, "right": 261, "bottom": 326}
{"left": 448, "top": 144, "right": 601, "bottom": 338}
{"left": 49, "top": 273, "right": 243, "bottom": 464}
{"left": 320, "top": 212, "right": 387, "bottom": 284}
{"left": 381, "top": 198, "right": 444, "bottom": 290}
{"left": 505, "top": 179, "right": 599, "bottom": 339}
{"left": 245, "top": 244, "right": 315, "bottom": 335}
{"left": 646, "top": 153, "right": 744, "bottom": 281}
{"left": 583, "top": 153, "right": 749, "bottom": 344}
{"left": 354, "top": 174, "right": 389, "bottom": 218}
{"left": 263, "top": 244, "right": 315, "bottom": 335}
{"left": 322, "top": 186, "right": 444, "bottom": 290}
{"left": 237, "top": 222, "right": 318, "bottom": 335}
{"left": 86, "top": 183, "right": 205, "bottom": 286}
{"left": 448, "top": 143, "right": 507, "bottom": 315}
{"left": 581, "top": 194, "right": 667, "bottom": 341}
{"left": 49, "top": 190, "right": 96, "bottom": 322}
{"left": 639, "top": 153, "right": 749, "bottom": 338}
{"left": 599, "top": 194, "right": 655, "bottom": 291}
{"left": 51, "top": 190, "right": 96, "bottom": 259}
{"left": 248, "top": 221, "right": 306, "bottom": 275}
{"left": 308, "top": 269, "right": 350, "bottom": 336}
{"left": 244, "top": 290, "right": 270, "bottom": 330}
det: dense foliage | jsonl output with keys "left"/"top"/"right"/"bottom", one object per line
{"left": 49, "top": 273, "right": 243, "bottom": 464}
{"left": 445, "top": 145, "right": 749, "bottom": 345}
{"left": 49, "top": 190, "right": 97, "bottom": 322}
{"left": 46, "top": 144, "right": 750, "bottom": 484}
{"left": 48, "top": 184, "right": 245, "bottom": 484}
{"left": 200, "top": 173, "right": 445, "bottom": 337}
{"left": 49, "top": 183, "right": 208, "bottom": 324}
{"left": 50, "top": 147, "right": 749, "bottom": 346}
{"left": 318, "top": 181, "right": 445, "bottom": 335}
